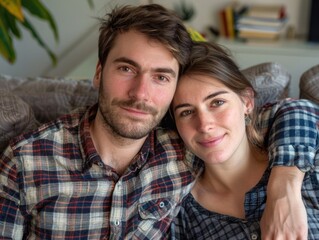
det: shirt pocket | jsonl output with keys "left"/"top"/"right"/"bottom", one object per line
{"left": 132, "top": 198, "right": 175, "bottom": 239}
{"left": 138, "top": 198, "right": 175, "bottom": 220}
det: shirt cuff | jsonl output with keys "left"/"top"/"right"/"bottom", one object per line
{"left": 269, "top": 145, "right": 317, "bottom": 172}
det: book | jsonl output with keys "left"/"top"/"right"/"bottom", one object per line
{"left": 246, "top": 4, "right": 286, "bottom": 20}
{"left": 238, "top": 28, "right": 281, "bottom": 40}
{"left": 237, "top": 16, "right": 287, "bottom": 28}
{"left": 225, "top": 4, "right": 235, "bottom": 39}
{"left": 219, "top": 2, "right": 248, "bottom": 39}
{"left": 236, "top": 23, "right": 284, "bottom": 32}
{"left": 238, "top": 30, "right": 280, "bottom": 40}
{"left": 218, "top": 8, "right": 228, "bottom": 37}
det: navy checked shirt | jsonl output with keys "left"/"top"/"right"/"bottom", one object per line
{"left": 0, "top": 99, "right": 318, "bottom": 239}
{"left": 171, "top": 99, "right": 319, "bottom": 240}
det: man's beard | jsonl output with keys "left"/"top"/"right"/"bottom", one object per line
{"left": 98, "top": 93, "right": 167, "bottom": 140}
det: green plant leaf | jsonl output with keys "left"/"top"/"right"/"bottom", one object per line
{"left": 1, "top": 7, "right": 21, "bottom": 39}
{"left": 0, "top": 16, "right": 16, "bottom": 63}
{"left": 21, "top": 16, "right": 57, "bottom": 65}
{"left": 21, "top": 0, "right": 58, "bottom": 41}
{"left": 0, "top": 0, "right": 24, "bottom": 21}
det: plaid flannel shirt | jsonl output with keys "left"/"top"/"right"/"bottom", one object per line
{"left": 0, "top": 99, "right": 318, "bottom": 239}
{"left": 0, "top": 104, "right": 195, "bottom": 239}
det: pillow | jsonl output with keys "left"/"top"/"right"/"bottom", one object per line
{"left": 241, "top": 62, "right": 291, "bottom": 107}
{"left": 0, "top": 89, "right": 39, "bottom": 152}
{"left": 299, "top": 64, "right": 319, "bottom": 105}
{"left": 2, "top": 77, "right": 98, "bottom": 123}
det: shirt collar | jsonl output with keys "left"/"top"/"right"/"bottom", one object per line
{"left": 79, "top": 104, "right": 154, "bottom": 173}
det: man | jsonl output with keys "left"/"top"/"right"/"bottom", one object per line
{"left": 0, "top": 4, "right": 312, "bottom": 239}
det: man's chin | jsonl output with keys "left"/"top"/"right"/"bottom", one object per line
{"left": 111, "top": 120, "right": 157, "bottom": 139}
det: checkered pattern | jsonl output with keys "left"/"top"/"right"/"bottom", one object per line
{"left": 171, "top": 99, "right": 319, "bottom": 239}
{"left": 0, "top": 104, "right": 195, "bottom": 239}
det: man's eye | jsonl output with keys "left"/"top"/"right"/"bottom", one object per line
{"left": 157, "top": 75, "right": 169, "bottom": 82}
{"left": 119, "top": 66, "right": 132, "bottom": 72}
{"left": 212, "top": 100, "right": 225, "bottom": 107}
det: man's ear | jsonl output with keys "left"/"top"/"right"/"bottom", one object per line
{"left": 93, "top": 61, "right": 102, "bottom": 89}
{"left": 243, "top": 87, "right": 255, "bottom": 114}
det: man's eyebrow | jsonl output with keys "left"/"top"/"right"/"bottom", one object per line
{"left": 114, "top": 57, "right": 177, "bottom": 78}
{"left": 114, "top": 57, "right": 140, "bottom": 68}
{"left": 174, "top": 90, "right": 229, "bottom": 112}
{"left": 154, "top": 68, "right": 177, "bottom": 78}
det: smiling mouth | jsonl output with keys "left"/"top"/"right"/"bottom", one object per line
{"left": 198, "top": 135, "right": 224, "bottom": 147}
{"left": 123, "top": 106, "right": 147, "bottom": 114}
{"left": 121, "top": 107, "right": 151, "bottom": 119}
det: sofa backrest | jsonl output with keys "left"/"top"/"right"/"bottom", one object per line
{"left": 0, "top": 62, "right": 293, "bottom": 153}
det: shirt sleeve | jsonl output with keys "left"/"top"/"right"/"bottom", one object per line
{"left": 257, "top": 99, "right": 319, "bottom": 172}
{"left": 0, "top": 146, "right": 25, "bottom": 239}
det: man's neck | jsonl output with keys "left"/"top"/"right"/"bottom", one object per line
{"left": 89, "top": 117, "right": 148, "bottom": 175}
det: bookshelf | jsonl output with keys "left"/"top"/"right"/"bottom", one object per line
{"left": 216, "top": 38, "right": 319, "bottom": 99}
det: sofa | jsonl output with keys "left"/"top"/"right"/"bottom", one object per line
{"left": 1, "top": 62, "right": 318, "bottom": 153}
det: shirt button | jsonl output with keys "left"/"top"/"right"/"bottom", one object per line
{"left": 115, "top": 220, "right": 120, "bottom": 226}
{"left": 251, "top": 233, "right": 258, "bottom": 240}
{"left": 159, "top": 201, "right": 165, "bottom": 208}
{"left": 98, "top": 162, "right": 104, "bottom": 167}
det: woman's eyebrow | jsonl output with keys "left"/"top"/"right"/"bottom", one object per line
{"left": 203, "top": 90, "right": 229, "bottom": 102}
{"left": 173, "top": 90, "right": 229, "bottom": 112}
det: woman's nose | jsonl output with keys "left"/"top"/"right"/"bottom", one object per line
{"left": 197, "top": 111, "right": 214, "bottom": 132}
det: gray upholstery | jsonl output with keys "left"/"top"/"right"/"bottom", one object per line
{"left": 299, "top": 64, "right": 319, "bottom": 105}
{"left": 241, "top": 62, "right": 291, "bottom": 107}
{"left": 0, "top": 74, "right": 98, "bottom": 152}
{"left": 0, "top": 89, "right": 39, "bottom": 151}
{"left": 2, "top": 62, "right": 318, "bottom": 153}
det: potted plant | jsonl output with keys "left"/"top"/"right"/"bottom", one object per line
{"left": 0, "top": 0, "right": 59, "bottom": 65}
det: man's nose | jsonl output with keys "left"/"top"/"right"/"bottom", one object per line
{"left": 128, "top": 74, "right": 150, "bottom": 101}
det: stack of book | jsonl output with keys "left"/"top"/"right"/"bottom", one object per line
{"left": 236, "top": 4, "right": 288, "bottom": 41}
{"left": 218, "top": 2, "right": 248, "bottom": 40}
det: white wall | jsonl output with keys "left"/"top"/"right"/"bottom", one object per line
{"left": 0, "top": 0, "right": 140, "bottom": 78}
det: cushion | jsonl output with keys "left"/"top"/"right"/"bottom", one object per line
{"left": 241, "top": 62, "right": 291, "bottom": 107}
{"left": 0, "top": 75, "right": 98, "bottom": 123}
{"left": 299, "top": 64, "right": 319, "bottom": 105}
{"left": 0, "top": 89, "right": 39, "bottom": 152}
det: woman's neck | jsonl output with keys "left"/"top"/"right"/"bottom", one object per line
{"left": 192, "top": 145, "right": 268, "bottom": 218}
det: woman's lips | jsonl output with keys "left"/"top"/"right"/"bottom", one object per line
{"left": 197, "top": 135, "right": 224, "bottom": 147}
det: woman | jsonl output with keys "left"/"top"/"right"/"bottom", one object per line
{"left": 170, "top": 42, "right": 319, "bottom": 239}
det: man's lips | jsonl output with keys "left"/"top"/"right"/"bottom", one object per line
{"left": 121, "top": 106, "right": 150, "bottom": 117}
{"left": 197, "top": 135, "right": 224, "bottom": 147}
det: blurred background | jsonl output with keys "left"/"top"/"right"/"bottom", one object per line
{"left": 0, "top": 0, "right": 317, "bottom": 99}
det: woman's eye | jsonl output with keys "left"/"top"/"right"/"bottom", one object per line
{"left": 180, "top": 109, "right": 193, "bottom": 117}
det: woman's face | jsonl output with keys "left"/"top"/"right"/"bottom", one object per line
{"left": 172, "top": 74, "right": 253, "bottom": 165}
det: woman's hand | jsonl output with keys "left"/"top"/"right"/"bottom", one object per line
{"left": 261, "top": 166, "right": 308, "bottom": 240}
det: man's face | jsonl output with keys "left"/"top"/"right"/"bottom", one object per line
{"left": 93, "top": 30, "right": 179, "bottom": 139}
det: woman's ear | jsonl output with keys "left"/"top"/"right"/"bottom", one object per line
{"left": 243, "top": 87, "right": 255, "bottom": 114}
{"left": 93, "top": 61, "right": 102, "bottom": 89}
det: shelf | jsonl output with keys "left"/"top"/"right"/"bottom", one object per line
{"left": 216, "top": 38, "right": 319, "bottom": 57}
